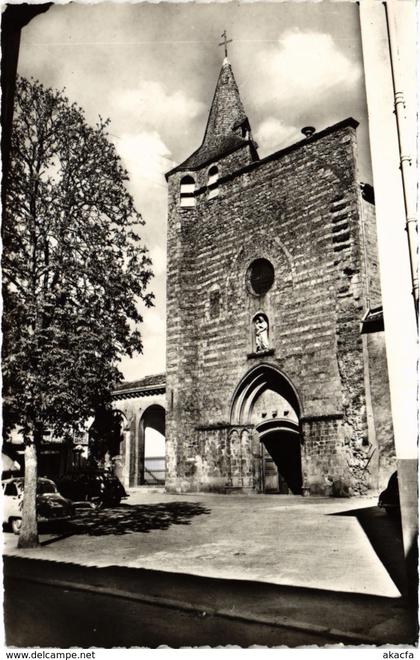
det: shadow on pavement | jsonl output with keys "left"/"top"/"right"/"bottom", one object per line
{"left": 330, "top": 506, "right": 408, "bottom": 597}
{"left": 43, "top": 501, "right": 211, "bottom": 540}
{"left": 4, "top": 555, "right": 418, "bottom": 646}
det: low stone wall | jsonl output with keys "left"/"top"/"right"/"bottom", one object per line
{"left": 166, "top": 425, "right": 260, "bottom": 493}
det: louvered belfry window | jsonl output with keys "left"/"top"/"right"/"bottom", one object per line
{"left": 207, "top": 165, "right": 219, "bottom": 199}
{"left": 180, "top": 175, "right": 196, "bottom": 207}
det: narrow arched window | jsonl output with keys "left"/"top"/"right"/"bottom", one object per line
{"left": 209, "top": 287, "right": 221, "bottom": 319}
{"left": 180, "top": 175, "right": 196, "bottom": 207}
{"left": 207, "top": 165, "right": 219, "bottom": 199}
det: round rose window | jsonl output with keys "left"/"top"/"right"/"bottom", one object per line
{"left": 247, "top": 258, "right": 275, "bottom": 295}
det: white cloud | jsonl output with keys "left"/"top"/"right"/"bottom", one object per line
{"left": 113, "top": 130, "right": 172, "bottom": 228}
{"left": 255, "top": 117, "right": 300, "bottom": 155}
{"left": 254, "top": 29, "right": 361, "bottom": 115}
{"left": 116, "top": 130, "right": 173, "bottom": 189}
{"left": 110, "top": 80, "right": 205, "bottom": 136}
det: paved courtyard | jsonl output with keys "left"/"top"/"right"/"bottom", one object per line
{"left": 4, "top": 489, "right": 404, "bottom": 599}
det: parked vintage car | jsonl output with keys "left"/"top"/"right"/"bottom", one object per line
{"left": 56, "top": 471, "right": 127, "bottom": 508}
{"left": 378, "top": 471, "right": 400, "bottom": 516}
{"left": 2, "top": 477, "right": 74, "bottom": 534}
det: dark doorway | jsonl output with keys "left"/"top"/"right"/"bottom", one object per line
{"left": 262, "top": 431, "right": 302, "bottom": 494}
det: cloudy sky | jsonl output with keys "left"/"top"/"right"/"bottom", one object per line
{"left": 17, "top": 1, "right": 371, "bottom": 382}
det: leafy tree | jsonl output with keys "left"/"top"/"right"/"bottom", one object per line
{"left": 88, "top": 407, "right": 125, "bottom": 468}
{"left": 2, "top": 76, "right": 153, "bottom": 547}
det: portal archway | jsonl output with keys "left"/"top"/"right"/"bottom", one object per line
{"left": 138, "top": 404, "right": 166, "bottom": 486}
{"left": 230, "top": 364, "right": 303, "bottom": 494}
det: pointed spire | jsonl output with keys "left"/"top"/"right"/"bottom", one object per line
{"left": 166, "top": 57, "right": 257, "bottom": 176}
{"left": 203, "top": 59, "right": 248, "bottom": 145}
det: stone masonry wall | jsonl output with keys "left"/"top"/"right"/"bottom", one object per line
{"left": 366, "top": 332, "right": 396, "bottom": 490}
{"left": 361, "top": 197, "right": 382, "bottom": 308}
{"left": 182, "top": 425, "right": 257, "bottom": 492}
{"left": 360, "top": 197, "right": 395, "bottom": 490}
{"left": 301, "top": 415, "right": 348, "bottom": 495}
{"left": 166, "top": 122, "right": 376, "bottom": 494}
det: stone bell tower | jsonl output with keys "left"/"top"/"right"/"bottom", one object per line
{"left": 164, "top": 51, "right": 394, "bottom": 496}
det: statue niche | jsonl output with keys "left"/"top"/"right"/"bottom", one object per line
{"left": 253, "top": 313, "right": 269, "bottom": 352}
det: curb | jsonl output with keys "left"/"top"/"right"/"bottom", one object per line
{"left": 9, "top": 573, "right": 381, "bottom": 646}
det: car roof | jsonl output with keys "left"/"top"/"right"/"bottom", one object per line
{"left": 2, "top": 477, "right": 55, "bottom": 485}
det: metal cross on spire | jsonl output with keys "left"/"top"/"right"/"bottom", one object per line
{"left": 219, "top": 30, "right": 232, "bottom": 58}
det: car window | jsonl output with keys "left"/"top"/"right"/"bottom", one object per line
{"left": 4, "top": 482, "right": 18, "bottom": 496}
{"left": 37, "top": 481, "right": 57, "bottom": 495}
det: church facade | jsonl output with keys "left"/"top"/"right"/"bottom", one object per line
{"left": 163, "top": 56, "right": 395, "bottom": 497}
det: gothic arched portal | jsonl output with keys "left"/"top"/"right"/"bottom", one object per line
{"left": 230, "top": 364, "right": 303, "bottom": 494}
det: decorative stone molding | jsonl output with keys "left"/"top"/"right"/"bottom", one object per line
{"left": 247, "top": 348, "right": 275, "bottom": 359}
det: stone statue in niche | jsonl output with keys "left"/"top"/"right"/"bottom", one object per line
{"left": 254, "top": 314, "right": 269, "bottom": 352}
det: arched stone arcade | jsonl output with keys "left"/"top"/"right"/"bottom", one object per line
{"left": 111, "top": 374, "right": 166, "bottom": 489}
{"left": 138, "top": 404, "right": 166, "bottom": 486}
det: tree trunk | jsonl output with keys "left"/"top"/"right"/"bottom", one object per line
{"left": 17, "top": 439, "right": 39, "bottom": 548}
